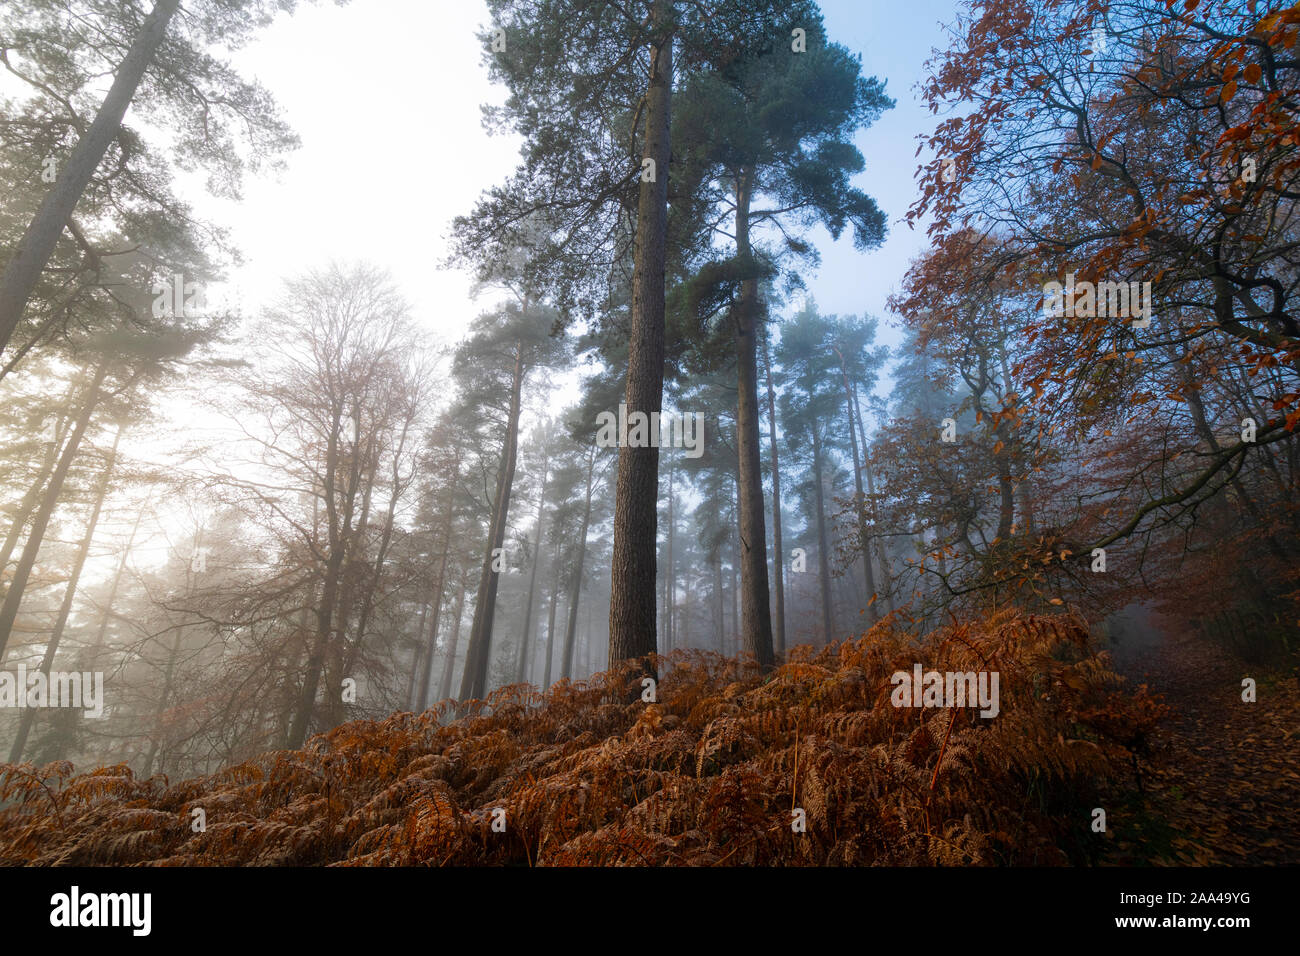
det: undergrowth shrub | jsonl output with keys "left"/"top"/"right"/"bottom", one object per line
{"left": 0, "top": 609, "right": 1165, "bottom": 866}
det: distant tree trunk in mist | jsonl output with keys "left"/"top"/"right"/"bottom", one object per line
{"left": 0, "top": 362, "right": 106, "bottom": 664}
{"left": 851, "top": 380, "right": 894, "bottom": 616}
{"left": 862, "top": 455, "right": 894, "bottom": 617}
{"left": 0, "top": 415, "right": 65, "bottom": 575}
{"left": 415, "top": 584, "right": 443, "bottom": 710}
{"left": 1183, "top": 365, "right": 1290, "bottom": 562}
{"left": 436, "top": 575, "right": 468, "bottom": 705}
{"left": 809, "top": 425, "right": 836, "bottom": 643}
{"left": 542, "top": 538, "right": 562, "bottom": 689}
{"left": 730, "top": 529, "right": 738, "bottom": 657}
{"left": 609, "top": 0, "right": 671, "bottom": 675}
{"left": 143, "top": 629, "right": 185, "bottom": 778}
{"left": 460, "top": 341, "right": 525, "bottom": 703}
{"left": 0, "top": 0, "right": 181, "bottom": 359}
{"left": 663, "top": 462, "right": 674, "bottom": 654}
{"left": 583, "top": 601, "right": 593, "bottom": 677}
{"left": 763, "top": 336, "right": 786, "bottom": 654}
{"left": 406, "top": 599, "right": 429, "bottom": 710}
{"left": 561, "top": 449, "right": 596, "bottom": 681}
{"left": 995, "top": 339, "right": 1035, "bottom": 539}
{"left": 9, "top": 423, "right": 122, "bottom": 762}
{"left": 418, "top": 506, "right": 455, "bottom": 709}
{"left": 717, "top": 548, "right": 728, "bottom": 655}
{"left": 515, "top": 444, "right": 550, "bottom": 684}
{"left": 835, "top": 347, "right": 878, "bottom": 624}
{"left": 145, "top": 539, "right": 198, "bottom": 778}
{"left": 91, "top": 499, "right": 147, "bottom": 660}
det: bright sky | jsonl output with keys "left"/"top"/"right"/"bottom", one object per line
{"left": 193, "top": 0, "right": 961, "bottom": 354}
{"left": 22, "top": 0, "right": 966, "bottom": 581}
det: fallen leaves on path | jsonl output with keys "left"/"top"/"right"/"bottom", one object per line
{"left": 1104, "top": 631, "right": 1300, "bottom": 865}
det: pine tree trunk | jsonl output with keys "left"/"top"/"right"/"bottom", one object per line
{"left": 810, "top": 426, "right": 836, "bottom": 643}
{"left": 664, "top": 462, "right": 674, "bottom": 654}
{"left": 851, "top": 380, "right": 894, "bottom": 616}
{"left": 732, "top": 170, "right": 775, "bottom": 667}
{"left": 460, "top": 341, "right": 525, "bottom": 702}
{"left": 436, "top": 575, "right": 468, "bottom": 705}
{"left": 583, "top": 601, "right": 593, "bottom": 677}
{"left": 0, "top": 416, "right": 65, "bottom": 575}
{"left": 542, "top": 537, "right": 562, "bottom": 690}
{"left": 862, "top": 455, "right": 894, "bottom": 616}
{"left": 417, "top": 505, "right": 455, "bottom": 709}
{"left": 762, "top": 334, "right": 786, "bottom": 655}
{"left": 0, "top": 0, "right": 181, "bottom": 357}
{"left": 730, "top": 526, "right": 738, "bottom": 658}
{"left": 8, "top": 423, "right": 121, "bottom": 762}
{"left": 407, "top": 598, "right": 430, "bottom": 710}
{"left": 515, "top": 444, "right": 549, "bottom": 684}
{"left": 713, "top": 554, "right": 724, "bottom": 653}
{"left": 835, "top": 348, "right": 878, "bottom": 623}
{"left": 562, "top": 449, "right": 596, "bottom": 680}
{"left": 0, "top": 363, "right": 106, "bottom": 664}
{"left": 609, "top": 0, "right": 671, "bottom": 674}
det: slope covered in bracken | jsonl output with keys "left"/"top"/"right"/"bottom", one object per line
{"left": 0, "top": 610, "right": 1166, "bottom": 866}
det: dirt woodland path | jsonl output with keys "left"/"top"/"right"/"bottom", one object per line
{"left": 1101, "top": 613, "right": 1300, "bottom": 866}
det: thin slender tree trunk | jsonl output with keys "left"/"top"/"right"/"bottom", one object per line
{"left": 144, "top": 537, "right": 198, "bottom": 778}
{"left": 143, "top": 628, "right": 185, "bottom": 778}
{"left": 762, "top": 334, "right": 786, "bottom": 655}
{"left": 0, "top": 0, "right": 182, "bottom": 357}
{"left": 515, "top": 443, "right": 550, "bottom": 684}
{"left": 713, "top": 553, "right": 724, "bottom": 653}
{"left": 834, "top": 347, "right": 878, "bottom": 623}
{"left": 810, "top": 426, "right": 836, "bottom": 643}
{"left": 562, "top": 450, "right": 596, "bottom": 680}
{"left": 344, "top": 415, "right": 412, "bottom": 681}
{"left": 90, "top": 496, "right": 147, "bottom": 663}
{"left": 542, "top": 537, "right": 562, "bottom": 689}
{"left": 679, "top": 573, "right": 691, "bottom": 649}
{"left": 862, "top": 456, "right": 894, "bottom": 616}
{"left": 406, "top": 598, "right": 429, "bottom": 710}
{"left": 287, "top": 550, "right": 342, "bottom": 748}
{"left": 417, "top": 505, "right": 455, "bottom": 709}
{"left": 995, "top": 339, "right": 1035, "bottom": 537}
{"left": 287, "top": 401, "right": 365, "bottom": 749}
{"left": 0, "top": 418, "right": 64, "bottom": 574}
{"left": 583, "top": 601, "right": 593, "bottom": 677}
{"left": 664, "top": 462, "right": 674, "bottom": 653}
{"left": 0, "top": 363, "right": 106, "bottom": 664}
{"left": 609, "top": 0, "right": 671, "bottom": 674}
{"left": 460, "top": 341, "right": 525, "bottom": 703}
{"left": 8, "top": 423, "right": 121, "bottom": 762}
{"left": 730, "top": 527, "right": 738, "bottom": 658}
{"left": 850, "top": 380, "right": 894, "bottom": 616}
{"left": 436, "top": 575, "right": 468, "bottom": 705}
{"left": 1183, "top": 365, "right": 1290, "bottom": 562}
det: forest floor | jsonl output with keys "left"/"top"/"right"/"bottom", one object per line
{"left": 1102, "top": 623, "right": 1300, "bottom": 865}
